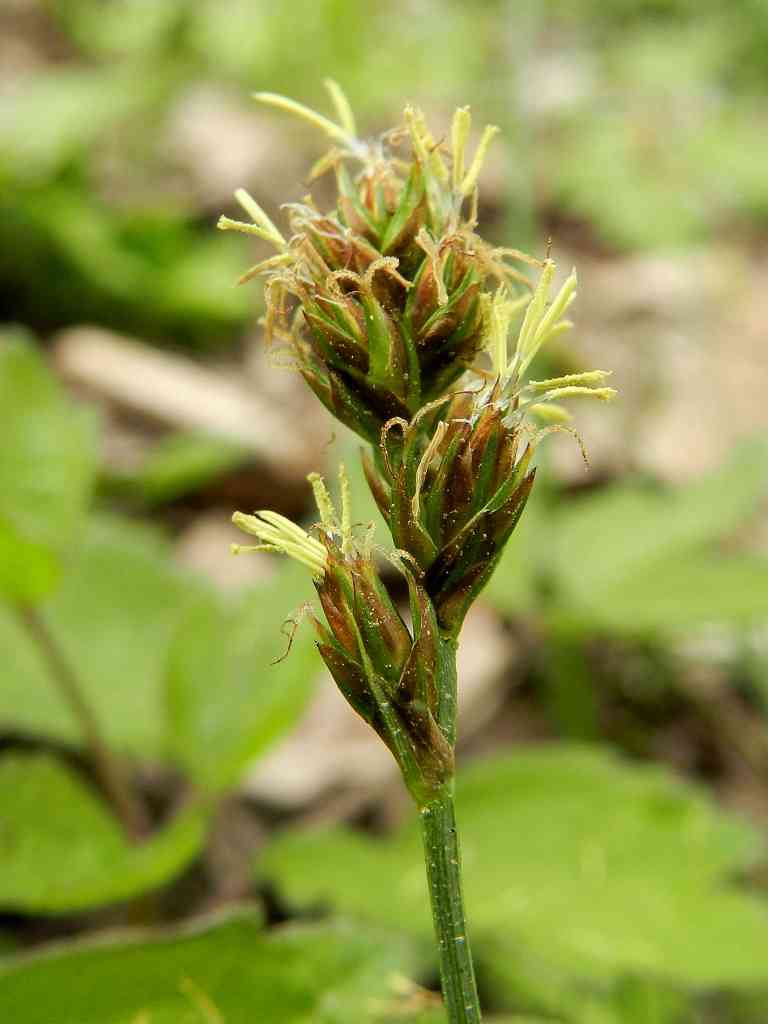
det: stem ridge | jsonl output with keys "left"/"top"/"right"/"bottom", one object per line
{"left": 421, "top": 787, "right": 481, "bottom": 1023}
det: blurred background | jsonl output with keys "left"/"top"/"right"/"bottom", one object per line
{"left": 1, "top": 2, "right": 768, "bottom": 1022}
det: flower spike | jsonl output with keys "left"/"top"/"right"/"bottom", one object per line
{"left": 221, "top": 86, "right": 617, "bottom": 1024}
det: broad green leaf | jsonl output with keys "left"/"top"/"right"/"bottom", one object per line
{"left": 571, "top": 555, "right": 768, "bottom": 633}
{"left": 0, "top": 911, "right": 420, "bottom": 1024}
{"left": 0, "top": 753, "right": 205, "bottom": 913}
{"left": 167, "top": 563, "right": 319, "bottom": 793}
{"left": 0, "top": 334, "right": 98, "bottom": 601}
{"left": 261, "top": 747, "right": 768, "bottom": 999}
{"left": 0, "top": 516, "right": 206, "bottom": 756}
{"left": 550, "top": 440, "right": 768, "bottom": 609}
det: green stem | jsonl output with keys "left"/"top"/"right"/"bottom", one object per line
{"left": 420, "top": 787, "right": 481, "bottom": 1023}
{"left": 418, "top": 635, "right": 481, "bottom": 1022}
{"left": 15, "top": 604, "right": 150, "bottom": 842}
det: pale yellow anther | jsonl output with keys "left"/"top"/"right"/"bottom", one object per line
{"left": 307, "top": 472, "right": 336, "bottom": 528}
{"left": 520, "top": 386, "right": 617, "bottom": 416}
{"left": 339, "top": 462, "right": 352, "bottom": 555}
{"left": 404, "top": 106, "right": 448, "bottom": 184}
{"left": 323, "top": 79, "right": 356, "bottom": 138}
{"left": 515, "top": 258, "right": 555, "bottom": 369}
{"left": 513, "top": 261, "right": 579, "bottom": 377}
{"left": 219, "top": 189, "right": 287, "bottom": 251}
{"left": 532, "top": 269, "right": 577, "bottom": 349}
{"left": 253, "top": 91, "right": 353, "bottom": 146}
{"left": 404, "top": 106, "right": 431, "bottom": 168}
{"left": 528, "top": 403, "right": 572, "bottom": 424}
{"left": 489, "top": 289, "right": 510, "bottom": 379}
{"left": 486, "top": 289, "right": 530, "bottom": 379}
{"left": 527, "top": 370, "right": 612, "bottom": 393}
{"left": 217, "top": 212, "right": 287, "bottom": 252}
{"left": 451, "top": 107, "right": 471, "bottom": 192}
{"left": 460, "top": 124, "right": 500, "bottom": 197}
{"left": 231, "top": 511, "right": 327, "bottom": 578}
{"left": 551, "top": 386, "right": 617, "bottom": 402}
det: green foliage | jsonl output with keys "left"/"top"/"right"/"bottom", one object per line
{"left": 260, "top": 747, "right": 768, "bottom": 1015}
{"left": 167, "top": 566, "right": 319, "bottom": 794}
{"left": 1, "top": 1, "right": 496, "bottom": 348}
{"left": 0, "top": 340, "right": 319, "bottom": 911}
{"left": 5, "top": 0, "right": 768, "bottom": 357}
{"left": 0, "top": 69, "right": 154, "bottom": 183}
{"left": 4, "top": 4, "right": 768, "bottom": 1019}
{"left": 188, "top": 0, "right": 489, "bottom": 109}
{"left": 0, "top": 515, "right": 206, "bottom": 755}
{"left": 487, "top": 440, "right": 768, "bottom": 634}
{"left": 0, "top": 753, "right": 205, "bottom": 914}
{"left": 0, "top": 190, "right": 251, "bottom": 345}
{"left": 0, "top": 333, "right": 98, "bottom": 602}
{"left": 0, "top": 911, "right": 421, "bottom": 1023}
{"left": 538, "top": 8, "right": 768, "bottom": 246}
{"left": 49, "top": 0, "right": 188, "bottom": 60}
{"left": 127, "top": 431, "right": 249, "bottom": 505}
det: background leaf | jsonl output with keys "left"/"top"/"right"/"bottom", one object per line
{"left": 260, "top": 746, "right": 768, "bottom": 1013}
{"left": 550, "top": 440, "right": 768, "bottom": 610}
{"left": 485, "top": 442, "right": 768, "bottom": 636}
{"left": 0, "top": 753, "right": 205, "bottom": 913}
{"left": 0, "top": 516, "right": 206, "bottom": 756}
{"left": 572, "top": 555, "right": 768, "bottom": 633}
{"left": 0, "top": 333, "right": 98, "bottom": 602}
{"left": 167, "top": 563, "right": 320, "bottom": 793}
{"left": 0, "top": 911, "right": 421, "bottom": 1024}
{"left": 0, "top": 69, "right": 154, "bottom": 181}
{"left": 130, "top": 431, "right": 249, "bottom": 505}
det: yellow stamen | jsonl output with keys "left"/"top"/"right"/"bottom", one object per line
{"left": 339, "top": 463, "right": 352, "bottom": 556}
{"left": 451, "top": 107, "right": 471, "bottom": 193}
{"left": 231, "top": 511, "right": 326, "bottom": 578}
{"left": 323, "top": 79, "right": 356, "bottom": 137}
{"left": 460, "top": 124, "right": 500, "bottom": 196}
{"left": 307, "top": 472, "right": 336, "bottom": 528}
{"left": 253, "top": 91, "right": 352, "bottom": 146}
{"left": 527, "top": 370, "right": 612, "bottom": 392}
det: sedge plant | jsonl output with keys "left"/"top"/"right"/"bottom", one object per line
{"left": 219, "top": 83, "right": 615, "bottom": 1023}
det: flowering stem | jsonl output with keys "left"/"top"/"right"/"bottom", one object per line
{"left": 420, "top": 787, "right": 481, "bottom": 1022}
{"left": 15, "top": 604, "right": 150, "bottom": 842}
{"left": 420, "top": 640, "right": 481, "bottom": 1022}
